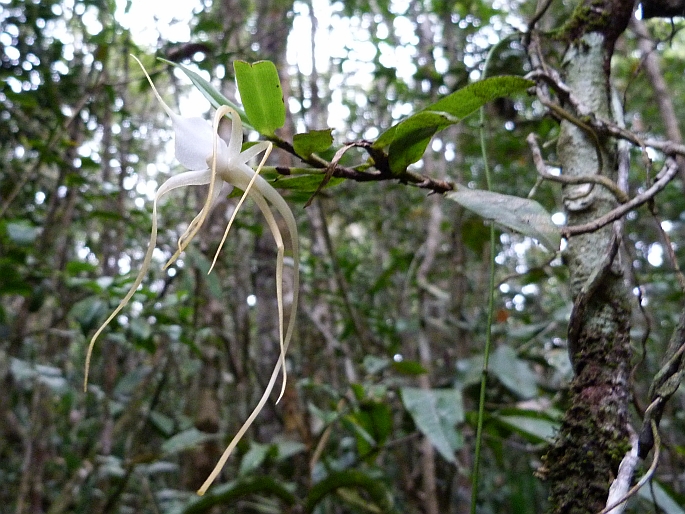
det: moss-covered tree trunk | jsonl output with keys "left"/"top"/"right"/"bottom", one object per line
{"left": 539, "top": 2, "right": 635, "bottom": 512}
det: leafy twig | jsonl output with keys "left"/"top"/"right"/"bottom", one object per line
{"left": 267, "top": 135, "right": 455, "bottom": 194}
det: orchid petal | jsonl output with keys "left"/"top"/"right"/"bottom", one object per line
{"left": 213, "top": 154, "right": 289, "bottom": 400}
{"left": 131, "top": 55, "right": 176, "bottom": 120}
{"left": 240, "top": 160, "right": 301, "bottom": 404}
{"left": 250, "top": 190, "right": 287, "bottom": 403}
{"left": 197, "top": 345, "right": 284, "bottom": 495}
{"left": 227, "top": 105, "right": 244, "bottom": 157}
{"left": 223, "top": 160, "right": 298, "bottom": 405}
{"left": 166, "top": 181, "right": 232, "bottom": 270}
{"left": 131, "top": 55, "right": 228, "bottom": 171}
{"left": 223, "top": 146, "right": 289, "bottom": 403}
{"left": 166, "top": 106, "right": 228, "bottom": 270}
{"left": 158, "top": 169, "right": 214, "bottom": 263}
{"left": 157, "top": 169, "right": 212, "bottom": 196}
{"left": 210, "top": 144, "right": 271, "bottom": 272}
{"left": 208, "top": 153, "right": 288, "bottom": 403}
{"left": 235, "top": 141, "right": 272, "bottom": 164}
{"left": 199, "top": 144, "right": 302, "bottom": 495}
{"left": 84, "top": 170, "right": 204, "bottom": 390}
{"left": 172, "top": 116, "right": 217, "bottom": 170}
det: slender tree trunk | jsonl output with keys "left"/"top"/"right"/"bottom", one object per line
{"left": 535, "top": 2, "right": 635, "bottom": 512}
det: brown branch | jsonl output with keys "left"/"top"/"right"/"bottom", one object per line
{"left": 562, "top": 160, "right": 679, "bottom": 238}
{"left": 527, "top": 133, "right": 629, "bottom": 202}
{"left": 268, "top": 136, "right": 455, "bottom": 194}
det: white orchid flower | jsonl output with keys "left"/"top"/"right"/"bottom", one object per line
{"left": 85, "top": 56, "right": 299, "bottom": 494}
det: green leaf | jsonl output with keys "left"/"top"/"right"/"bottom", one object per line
{"left": 489, "top": 345, "right": 538, "bottom": 399}
{"left": 362, "top": 355, "right": 389, "bottom": 374}
{"left": 493, "top": 413, "right": 559, "bottom": 442}
{"left": 349, "top": 402, "right": 393, "bottom": 458}
{"left": 363, "top": 403, "right": 393, "bottom": 444}
{"left": 161, "top": 428, "right": 214, "bottom": 456}
{"left": 374, "top": 76, "right": 533, "bottom": 172}
{"left": 234, "top": 60, "right": 286, "bottom": 136}
{"left": 185, "top": 247, "right": 223, "bottom": 299}
{"left": 158, "top": 58, "right": 251, "bottom": 128}
{"left": 274, "top": 440, "right": 306, "bottom": 461}
{"left": 308, "top": 403, "right": 341, "bottom": 425}
{"left": 69, "top": 296, "right": 108, "bottom": 335}
{"left": 342, "top": 414, "right": 377, "bottom": 447}
{"left": 392, "top": 359, "right": 428, "bottom": 375}
{"left": 401, "top": 387, "right": 464, "bottom": 463}
{"left": 445, "top": 189, "right": 561, "bottom": 252}
{"left": 10, "top": 358, "right": 67, "bottom": 394}
{"left": 114, "top": 367, "right": 150, "bottom": 397}
{"left": 0, "top": 259, "right": 31, "bottom": 295}
{"left": 269, "top": 174, "right": 344, "bottom": 192}
{"left": 385, "top": 111, "right": 455, "bottom": 172}
{"left": 149, "top": 410, "right": 174, "bottom": 436}
{"left": 239, "top": 442, "right": 272, "bottom": 476}
{"left": 293, "top": 129, "right": 334, "bottom": 157}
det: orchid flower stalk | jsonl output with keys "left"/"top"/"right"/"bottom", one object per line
{"left": 85, "top": 56, "right": 299, "bottom": 495}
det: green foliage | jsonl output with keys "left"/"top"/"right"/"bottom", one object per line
{"left": 3, "top": 0, "right": 685, "bottom": 513}
{"left": 401, "top": 387, "right": 464, "bottom": 463}
{"left": 161, "top": 58, "right": 250, "bottom": 126}
{"left": 446, "top": 189, "right": 561, "bottom": 252}
{"left": 234, "top": 60, "right": 286, "bottom": 136}
{"left": 293, "top": 129, "right": 334, "bottom": 157}
{"left": 259, "top": 167, "right": 345, "bottom": 193}
{"left": 493, "top": 411, "right": 560, "bottom": 444}
{"left": 161, "top": 428, "right": 216, "bottom": 456}
{"left": 374, "top": 76, "right": 534, "bottom": 172}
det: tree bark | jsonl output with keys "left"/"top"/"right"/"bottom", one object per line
{"left": 536, "top": 1, "right": 636, "bottom": 512}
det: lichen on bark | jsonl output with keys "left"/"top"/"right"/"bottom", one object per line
{"left": 537, "top": 1, "right": 636, "bottom": 512}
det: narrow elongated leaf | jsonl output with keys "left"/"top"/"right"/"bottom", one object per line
{"left": 293, "top": 129, "right": 333, "bottom": 157}
{"left": 374, "top": 76, "right": 533, "bottom": 172}
{"left": 234, "top": 60, "right": 285, "bottom": 136}
{"left": 387, "top": 112, "right": 452, "bottom": 172}
{"left": 392, "top": 359, "right": 428, "bottom": 375}
{"left": 446, "top": 189, "right": 561, "bottom": 252}
{"left": 274, "top": 441, "right": 306, "bottom": 460}
{"left": 401, "top": 387, "right": 463, "bottom": 463}
{"left": 158, "top": 58, "right": 251, "bottom": 127}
